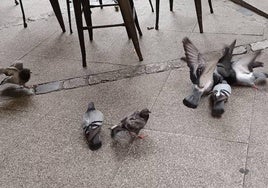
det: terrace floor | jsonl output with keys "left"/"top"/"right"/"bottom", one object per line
{"left": 0, "top": 0, "right": 268, "bottom": 187}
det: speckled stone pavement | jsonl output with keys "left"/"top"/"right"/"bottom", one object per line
{"left": 0, "top": 0, "right": 268, "bottom": 187}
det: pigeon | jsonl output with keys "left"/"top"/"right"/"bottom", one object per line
{"left": 231, "top": 51, "right": 268, "bottom": 88}
{"left": 182, "top": 37, "right": 221, "bottom": 108}
{"left": 110, "top": 108, "right": 151, "bottom": 142}
{"left": 210, "top": 80, "right": 232, "bottom": 117}
{"left": 216, "top": 39, "right": 237, "bottom": 84}
{"left": 0, "top": 63, "right": 31, "bottom": 88}
{"left": 82, "top": 102, "right": 104, "bottom": 150}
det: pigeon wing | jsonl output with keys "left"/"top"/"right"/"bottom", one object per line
{"left": 233, "top": 51, "right": 261, "bottom": 74}
{"left": 82, "top": 110, "right": 104, "bottom": 129}
{"left": 11, "top": 63, "right": 24, "bottom": 71}
{"left": 199, "top": 59, "right": 219, "bottom": 88}
{"left": 182, "top": 37, "right": 207, "bottom": 85}
{"left": 121, "top": 111, "right": 145, "bottom": 134}
{"left": 3, "top": 67, "right": 19, "bottom": 76}
{"left": 217, "top": 40, "right": 236, "bottom": 77}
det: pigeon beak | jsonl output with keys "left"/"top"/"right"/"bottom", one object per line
{"left": 110, "top": 124, "right": 119, "bottom": 130}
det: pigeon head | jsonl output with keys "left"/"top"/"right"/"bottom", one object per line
{"left": 19, "top": 68, "right": 31, "bottom": 82}
{"left": 87, "top": 102, "right": 95, "bottom": 111}
{"left": 139, "top": 108, "right": 151, "bottom": 120}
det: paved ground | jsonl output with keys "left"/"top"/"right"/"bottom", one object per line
{"left": 0, "top": 0, "right": 268, "bottom": 187}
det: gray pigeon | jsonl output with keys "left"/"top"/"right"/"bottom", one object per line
{"left": 82, "top": 102, "right": 104, "bottom": 150}
{"left": 110, "top": 108, "right": 151, "bottom": 141}
{"left": 0, "top": 63, "right": 31, "bottom": 88}
{"left": 182, "top": 37, "right": 221, "bottom": 108}
{"left": 232, "top": 51, "right": 268, "bottom": 88}
{"left": 210, "top": 81, "right": 232, "bottom": 117}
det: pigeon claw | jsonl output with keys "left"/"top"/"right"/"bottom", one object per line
{"left": 252, "top": 85, "right": 259, "bottom": 90}
{"left": 137, "top": 134, "right": 147, "bottom": 139}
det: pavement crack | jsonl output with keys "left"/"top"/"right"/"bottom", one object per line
{"left": 242, "top": 90, "right": 257, "bottom": 188}
{"left": 33, "top": 61, "right": 184, "bottom": 95}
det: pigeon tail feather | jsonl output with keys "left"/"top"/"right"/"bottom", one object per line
{"left": 0, "top": 68, "right": 5, "bottom": 75}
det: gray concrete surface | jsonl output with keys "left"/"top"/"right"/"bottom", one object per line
{"left": 0, "top": 0, "right": 268, "bottom": 187}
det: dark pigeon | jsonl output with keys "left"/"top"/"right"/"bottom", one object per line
{"left": 110, "top": 108, "right": 151, "bottom": 142}
{"left": 216, "top": 39, "right": 237, "bottom": 84}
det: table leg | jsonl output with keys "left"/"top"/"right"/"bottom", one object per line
{"left": 49, "top": 0, "right": 66, "bottom": 32}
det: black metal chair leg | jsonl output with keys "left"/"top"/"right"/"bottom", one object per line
{"left": 169, "top": 0, "right": 173, "bottom": 11}
{"left": 134, "top": 11, "right": 143, "bottom": 36}
{"left": 82, "top": 0, "right": 93, "bottom": 41}
{"left": 15, "top": 0, "right": 19, "bottom": 5}
{"left": 18, "top": 0, "right": 27, "bottom": 28}
{"left": 73, "top": 0, "right": 87, "bottom": 67}
{"left": 117, "top": 4, "right": 131, "bottom": 39}
{"left": 194, "top": 0, "right": 203, "bottom": 33}
{"left": 208, "top": 0, "right": 213, "bottom": 14}
{"left": 118, "top": 0, "right": 143, "bottom": 61}
{"left": 99, "top": 0, "right": 103, "bottom": 9}
{"left": 148, "top": 0, "right": 154, "bottom": 12}
{"left": 129, "top": 0, "right": 142, "bottom": 36}
{"left": 49, "top": 0, "right": 66, "bottom": 32}
{"left": 155, "top": 0, "right": 160, "bottom": 30}
{"left": 66, "top": 0, "right": 73, "bottom": 33}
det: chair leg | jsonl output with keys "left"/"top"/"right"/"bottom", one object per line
{"left": 118, "top": 0, "right": 143, "bottom": 61}
{"left": 66, "top": 0, "right": 73, "bottom": 33}
{"left": 155, "top": 0, "right": 160, "bottom": 30}
{"left": 49, "top": 0, "right": 66, "bottom": 32}
{"left": 15, "top": 0, "right": 19, "bottom": 5}
{"left": 169, "top": 0, "right": 173, "bottom": 11}
{"left": 117, "top": 3, "right": 131, "bottom": 39}
{"left": 81, "top": 0, "right": 93, "bottom": 41}
{"left": 18, "top": 0, "right": 27, "bottom": 28}
{"left": 99, "top": 0, "right": 103, "bottom": 9}
{"left": 194, "top": 0, "right": 203, "bottom": 33}
{"left": 148, "top": 0, "right": 154, "bottom": 12}
{"left": 129, "top": 0, "right": 142, "bottom": 36}
{"left": 73, "top": 0, "right": 87, "bottom": 67}
{"left": 208, "top": 0, "right": 213, "bottom": 14}
{"left": 134, "top": 11, "right": 143, "bottom": 36}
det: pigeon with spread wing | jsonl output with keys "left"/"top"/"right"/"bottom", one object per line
{"left": 182, "top": 37, "right": 221, "bottom": 108}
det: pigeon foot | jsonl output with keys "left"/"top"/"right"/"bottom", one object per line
{"left": 252, "top": 85, "right": 259, "bottom": 90}
{"left": 137, "top": 134, "right": 147, "bottom": 139}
